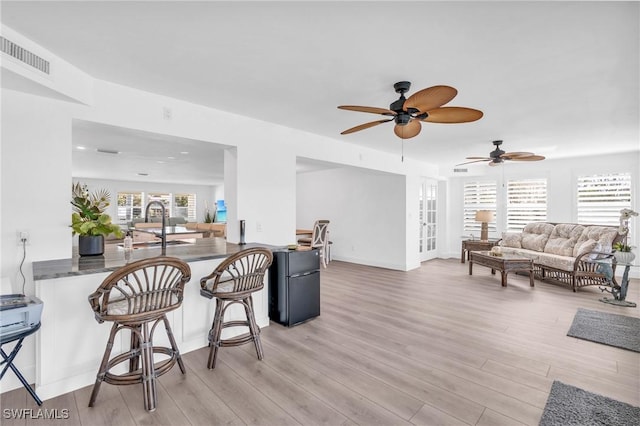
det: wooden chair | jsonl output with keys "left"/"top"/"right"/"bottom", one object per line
{"left": 87, "top": 257, "right": 191, "bottom": 412}
{"left": 199, "top": 247, "right": 273, "bottom": 369}
{"left": 297, "top": 220, "right": 330, "bottom": 267}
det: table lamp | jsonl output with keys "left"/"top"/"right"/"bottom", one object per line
{"left": 475, "top": 210, "right": 494, "bottom": 241}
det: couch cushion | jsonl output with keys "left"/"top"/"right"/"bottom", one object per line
{"left": 544, "top": 224, "right": 585, "bottom": 256}
{"left": 536, "top": 253, "right": 576, "bottom": 271}
{"left": 574, "top": 226, "right": 618, "bottom": 255}
{"left": 575, "top": 238, "right": 598, "bottom": 257}
{"left": 498, "top": 247, "right": 540, "bottom": 261}
{"left": 521, "top": 222, "right": 555, "bottom": 252}
{"left": 501, "top": 232, "right": 522, "bottom": 248}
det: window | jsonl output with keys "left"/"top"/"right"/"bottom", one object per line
{"left": 463, "top": 181, "right": 497, "bottom": 235}
{"left": 174, "top": 193, "right": 196, "bottom": 220}
{"left": 506, "top": 178, "right": 547, "bottom": 231}
{"left": 146, "top": 193, "right": 171, "bottom": 218}
{"left": 577, "top": 173, "right": 632, "bottom": 226}
{"left": 117, "top": 192, "right": 143, "bottom": 221}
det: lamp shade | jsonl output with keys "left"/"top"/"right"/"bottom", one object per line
{"left": 475, "top": 210, "right": 494, "bottom": 223}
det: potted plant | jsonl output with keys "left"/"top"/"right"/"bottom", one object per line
{"left": 613, "top": 208, "right": 638, "bottom": 264}
{"left": 71, "top": 182, "right": 123, "bottom": 256}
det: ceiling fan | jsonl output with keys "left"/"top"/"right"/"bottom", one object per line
{"left": 338, "top": 81, "right": 483, "bottom": 139}
{"left": 457, "top": 140, "right": 545, "bottom": 166}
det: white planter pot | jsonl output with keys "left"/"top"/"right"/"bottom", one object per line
{"left": 613, "top": 251, "right": 636, "bottom": 265}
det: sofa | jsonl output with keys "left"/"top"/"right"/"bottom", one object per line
{"left": 499, "top": 222, "right": 622, "bottom": 292}
{"left": 185, "top": 222, "right": 226, "bottom": 238}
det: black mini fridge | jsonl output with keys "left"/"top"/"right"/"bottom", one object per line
{"left": 269, "top": 248, "right": 320, "bottom": 327}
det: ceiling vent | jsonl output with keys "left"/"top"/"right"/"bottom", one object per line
{"left": 453, "top": 168, "right": 468, "bottom": 173}
{"left": 96, "top": 148, "right": 120, "bottom": 155}
{"left": 0, "top": 36, "right": 50, "bottom": 74}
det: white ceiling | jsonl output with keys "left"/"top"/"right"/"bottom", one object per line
{"left": 2, "top": 1, "right": 638, "bottom": 183}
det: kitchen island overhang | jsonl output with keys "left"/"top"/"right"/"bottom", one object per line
{"left": 31, "top": 238, "right": 277, "bottom": 401}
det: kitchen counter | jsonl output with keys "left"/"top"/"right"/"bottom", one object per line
{"left": 32, "top": 238, "right": 273, "bottom": 280}
{"left": 31, "top": 238, "right": 281, "bottom": 401}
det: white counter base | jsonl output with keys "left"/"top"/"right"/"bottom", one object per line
{"left": 34, "top": 257, "right": 269, "bottom": 401}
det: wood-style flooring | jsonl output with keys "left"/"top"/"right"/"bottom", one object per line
{"left": 2, "top": 259, "right": 639, "bottom": 425}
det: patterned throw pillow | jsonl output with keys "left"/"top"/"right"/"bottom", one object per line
{"left": 501, "top": 232, "right": 522, "bottom": 248}
{"left": 575, "top": 239, "right": 598, "bottom": 257}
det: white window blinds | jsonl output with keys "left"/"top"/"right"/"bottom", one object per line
{"left": 507, "top": 179, "right": 547, "bottom": 231}
{"left": 577, "top": 173, "right": 632, "bottom": 226}
{"left": 463, "top": 181, "right": 497, "bottom": 235}
{"left": 174, "top": 193, "right": 197, "bottom": 220}
{"left": 147, "top": 193, "right": 172, "bottom": 218}
{"left": 117, "top": 192, "right": 143, "bottom": 221}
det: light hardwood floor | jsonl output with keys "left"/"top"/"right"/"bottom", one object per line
{"left": 1, "top": 259, "right": 638, "bottom": 425}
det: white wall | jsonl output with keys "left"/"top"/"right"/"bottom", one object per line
{"left": 297, "top": 167, "right": 409, "bottom": 270}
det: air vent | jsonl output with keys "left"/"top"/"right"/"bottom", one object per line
{"left": 0, "top": 36, "right": 50, "bottom": 74}
{"left": 453, "top": 168, "right": 468, "bottom": 173}
{"left": 96, "top": 149, "right": 120, "bottom": 155}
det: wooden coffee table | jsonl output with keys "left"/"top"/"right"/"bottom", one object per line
{"left": 469, "top": 251, "right": 534, "bottom": 287}
{"left": 461, "top": 239, "right": 500, "bottom": 263}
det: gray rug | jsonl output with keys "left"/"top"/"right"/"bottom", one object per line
{"left": 540, "top": 381, "right": 640, "bottom": 426}
{"left": 567, "top": 308, "right": 640, "bottom": 352}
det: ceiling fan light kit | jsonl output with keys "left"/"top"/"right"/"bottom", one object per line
{"left": 338, "top": 81, "right": 483, "bottom": 140}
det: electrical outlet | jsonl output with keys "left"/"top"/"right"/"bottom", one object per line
{"left": 17, "top": 231, "right": 29, "bottom": 246}
{"left": 256, "top": 222, "right": 262, "bottom": 232}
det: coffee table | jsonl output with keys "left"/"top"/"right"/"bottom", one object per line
{"left": 469, "top": 251, "right": 534, "bottom": 287}
{"left": 461, "top": 239, "right": 500, "bottom": 263}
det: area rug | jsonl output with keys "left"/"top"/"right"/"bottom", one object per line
{"left": 539, "top": 381, "right": 640, "bottom": 426}
{"left": 566, "top": 308, "right": 640, "bottom": 352}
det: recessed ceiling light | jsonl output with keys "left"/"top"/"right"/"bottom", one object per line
{"left": 137, "top": 173, "right": 148, "bottom": 176}
{"left": 157, "top": 160, "right": 165, "bottom": 164}
{"left": 167, "top": 156, "right": 175, "bottom": 160}
{"left": 76, "top": 146, "right": 86, "bottom": 150}
{"left": 96, "top": 148, "right": 120, "bottom": 155}
{"left": 180, "top": 151, "right": 189, "bottom": 155}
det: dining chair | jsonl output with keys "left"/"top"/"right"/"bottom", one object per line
{"left": 297, "top": 220, "right": 330, "bottom": 267}
{"left": 199, "top": 247, "right": 273, "bottom": 369}
{"left": 87, "top": 257, "right": 191, "bottom": 412}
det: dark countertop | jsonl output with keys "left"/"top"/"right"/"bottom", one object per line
{"left": 32, "top": 238, "right": 281, "bottom": 281}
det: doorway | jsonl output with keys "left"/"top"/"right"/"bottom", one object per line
{"left": 419, "top": 179, "right": 438, "bottom": 262}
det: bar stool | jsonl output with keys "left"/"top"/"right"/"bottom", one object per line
{"left": 298, "top": 220, "right": 330, "bottom": 267}
{"left": 200, "top": 247, "right": 273, "bottom": 369}
{"left": 88, "top": 257, "right": 191, "bottom": 411}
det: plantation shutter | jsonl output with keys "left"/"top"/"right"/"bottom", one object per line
{"left": 463, "top": 181, "right": 497, "bottom": 235}
{"left": 147, "top": 193, "right": 172, "bottom": 217}
{"left": 506, "top": 179, "right": 547, "bottom": 231}
{"left": 577, "top": 173, "right": 632, "bottom": 226}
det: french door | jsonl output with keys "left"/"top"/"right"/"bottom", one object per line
{"left": 419, "top": 179, "right": 438, "bottom": 262}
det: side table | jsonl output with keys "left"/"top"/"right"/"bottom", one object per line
{"left": 461, "top": 239, "right": 500, "bottom": 263}
{"left": 599, "top": 261, "right": 637, "bottom": 308}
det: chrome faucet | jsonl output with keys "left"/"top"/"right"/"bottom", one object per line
{"left": 145, "top": 201, "right": 167, "bottom": 252}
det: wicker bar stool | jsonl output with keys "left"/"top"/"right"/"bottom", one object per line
{"left": 200, "top": 247, "right": 273, "bottom": 369}
{"left": 88, "top": 257, "right": 191, "bottom": 412}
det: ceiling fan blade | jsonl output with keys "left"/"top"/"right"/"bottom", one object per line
{"left": 501, "top": 151, "right": 534, "bottom": 159}
{"left": 489, "top": 160, "right": 502, "bottom": 167}
{"left": 508, "top": 155, "right": 546, "bottom": 161}
{"left": 465, "top": 156, "right": 492, "bottom": 160}
{"left": 340, "top": 118, "right": 394, "bottom": 135}
{"left": 393, "top": 119, "right": 422, "bottom": 139}
{"left": 455, "top": 159, "right": 490, "bottom": 166}
{"left": 422, "top": 107, "right": 484, "bottom": 123}
{"left": 338, "top": 105, "right": 396, "bottom": 116}
{"left": 404, "top": 85, "right": 457, "bottom": 112}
